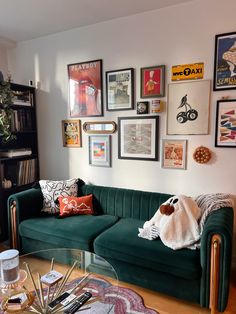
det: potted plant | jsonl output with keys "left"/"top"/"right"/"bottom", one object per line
{"left": 0, "top": 72, "right": 16, "bottom": 143}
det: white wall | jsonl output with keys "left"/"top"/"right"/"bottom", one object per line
{"left": 7, "top": 0, "right": 236, "bottom": 258}
{"left": 0, "top": 46, "right": 8, "bottom": 77}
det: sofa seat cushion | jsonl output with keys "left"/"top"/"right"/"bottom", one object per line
{"left": 19, "top": 214, "right": 119, "bottom": 251}
{"left": 94, "top": 218, "right": 201, "bottom": 280}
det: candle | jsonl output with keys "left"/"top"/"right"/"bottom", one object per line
{"left": 0, "top": 249, "right": 19, "bottom": 284}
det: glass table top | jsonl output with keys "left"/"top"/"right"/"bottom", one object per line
{"left": 0, "top": 248, "right": 118, "bottom": 314}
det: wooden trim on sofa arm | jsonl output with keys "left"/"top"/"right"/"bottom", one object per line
{"left": 10, "top": 201, "right": 18, "bottom": 249}
{"left": 210, "top": 234, "right": 221, "bottom": 314}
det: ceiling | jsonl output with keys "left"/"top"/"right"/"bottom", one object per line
{"left": 0, "top": 0, "right": 193, "bottom": 46}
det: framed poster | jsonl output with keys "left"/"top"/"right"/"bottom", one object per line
{"left": 213, "top": 32, "right": 236, "bottom": 91}
{"left": 106, "top": 68, "right": 134, "bottom": 111}
{"left": 68, "top": 59, "right": 103, "bottom": 117}
{"left": 62, "top": 119, "right": 81, "bottom": 147}
{"left": 215, "top": 99, "right": 236, "bottom": 147}
{"left": 118, "top": 116, "right": 159, "bottom": 161}
{"left": 161, "top": 139, "right": 187, "bottom": 170}
{"left": 140, "top": 65, "right": 165, "bottom": 98}
{"left": 167, "top": 80, "right": 210, "bottom": 135}
{"left": 89, "top": 135, "right": 111, "bottom": 167}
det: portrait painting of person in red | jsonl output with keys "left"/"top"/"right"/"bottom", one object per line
{"left": 143, "top": 68, "right": 161, "bottom": 96}
{"left": 68, "top": 60, "right": 103, "bottom": 117}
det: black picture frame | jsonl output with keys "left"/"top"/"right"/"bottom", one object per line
{"left": 106, "top": 68, "right": 134, "bottom": 111}
{"left": 215, "top": 99, "right": 236, "bottom": 147}
{"left": 213, "top": 32, "right": 236, "bottom": 91}
{"left": 67, "top": 59, "right": 103, "bottom": 117}
{"left": 118, "top": 116, "right": 159, "bottom": 161}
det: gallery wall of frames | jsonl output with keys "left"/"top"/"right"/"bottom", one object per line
{"left": 62, "top": 31, "right": 236, "bottom": 170}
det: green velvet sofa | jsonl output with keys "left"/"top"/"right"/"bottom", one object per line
{"left": 7, "top": 184, "right": 234, "bottom": 313}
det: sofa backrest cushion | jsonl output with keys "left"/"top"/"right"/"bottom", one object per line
{"left": 79, "top": 184, "right": 173, "bottom": 220}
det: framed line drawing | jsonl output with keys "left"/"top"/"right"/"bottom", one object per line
{"left": 140, "top": 65, "right": 165, "bottom": 98}
{"left": 106, "top": 68, "right": 134, "bottom": 111}
{"left": 68, "top": 59, "right": 103, "bottom": 117}
{"left": 89, "top": 135, "right": 111, "bottom": 167}
{"left": 213, "top": 32, "right": 236, "bottom": 91}
{"left": 167, "top": 80, "right": 211, "bottom": 135}
{"left": 62, "top": 119, "right": 82, "bottom": 147}
{"left": 215, "top": 99, "right": 236, "bottom": 147}
{"left": 161, "top": 139, "right": 187, "bottom": 170}
{"left": 118, "top": 116, "right": 159, "bottom": 161}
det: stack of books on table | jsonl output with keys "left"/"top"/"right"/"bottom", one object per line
{"left": 0, "top": 148, "right": 32, "bottom": 158}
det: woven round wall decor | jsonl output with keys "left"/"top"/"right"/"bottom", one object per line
{"left": 193, "top": 146, "right": 211, "bottom": 164}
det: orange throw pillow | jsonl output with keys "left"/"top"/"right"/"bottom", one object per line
{"left": 58, "top": 194, "right": 94, "bottom": 217}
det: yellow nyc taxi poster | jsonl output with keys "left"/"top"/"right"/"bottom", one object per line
{"left": 172, "top": 63, "right": 204, "bottom": 81}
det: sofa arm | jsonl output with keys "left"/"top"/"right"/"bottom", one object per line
{"left": 8, "top": 187, "right": 44, "bottom": 249}
{"left": 200, "top": 207, "right": 234, "bottom": 313}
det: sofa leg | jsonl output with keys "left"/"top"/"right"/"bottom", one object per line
{"left": 10, "top": 201, "right": 18, "bottom": 249}
{"left": 210, "top": 234, "right": 221, "bottom": 314}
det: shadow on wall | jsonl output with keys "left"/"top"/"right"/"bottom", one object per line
{"left": 33, "top": 53, "right": 70, "bottom": 180}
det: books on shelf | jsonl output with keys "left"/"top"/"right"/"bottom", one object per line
{"left": 17, "top": 158, "right": 37, "bottom": 185}
{"left": 0, "top": 148, "right": 32, "bottom": 158}
{"left": 12, "top": 90, "right": 33, "bottom": 107}
{"left": 11, "top": 109, "right": 33, "bottom": 132}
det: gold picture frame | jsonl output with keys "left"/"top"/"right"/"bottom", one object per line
{"left": 62, "top": 119, "right": 82, "bottom": 147}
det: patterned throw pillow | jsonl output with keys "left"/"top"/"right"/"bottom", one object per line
{"left": 58, "top": 194, "right": 94, "bottom": 217}
{"left": 39, "top": 178, "right": 78, "bottom": 214}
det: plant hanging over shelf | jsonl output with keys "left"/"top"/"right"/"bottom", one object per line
{"left": 0, "top": 72, "right": 16, "bottom": 143}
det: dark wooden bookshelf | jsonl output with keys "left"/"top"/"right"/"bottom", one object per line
{"left": 0, "top": 83, "right": 39, "bottom": 241}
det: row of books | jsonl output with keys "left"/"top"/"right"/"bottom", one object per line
{"left": 17, "top": 159, "right": 37, "bottom": 186}
{"left": 11, "top": 109, "right": 33, "bottom": 132}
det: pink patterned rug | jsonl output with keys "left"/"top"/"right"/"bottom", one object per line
{"left": 0, "top": 277, "right": 159, "bottom": 314}
{"left": 77, "top": 277, "right": 159, "bottom": 314}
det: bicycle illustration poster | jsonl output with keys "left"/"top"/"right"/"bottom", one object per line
{"left": 213, "top": 32, "right": 236, "bottom": 91}
{"left": 167, "top": 80, "right": 210, "bottom": 135}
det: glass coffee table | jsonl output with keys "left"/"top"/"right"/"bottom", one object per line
{"left": 0, "top": 248, "right": 118, "bottom": 313}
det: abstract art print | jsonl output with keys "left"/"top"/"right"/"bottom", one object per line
{"left": 161, "top": 139, "right": 187, "bottom": 170}
{"left": 106, "top": 68, "right": 134, "bottom": 111}
{"left": 167, "top": 80, "right": 210, "bottom": 135}
{"left": 213, "top": 32, "right": 236, "bottom": 91}
{"left": 89, "top": 135, "right": 111, "bottom": 167}
{"left": 215, "top": 99, "right": 236, "bottom": 147}
{"left": 68, "top": 59, "right": 103, "bottom": 117}
{"left": 118, "top": 116, "right": 159, "bottom": 161}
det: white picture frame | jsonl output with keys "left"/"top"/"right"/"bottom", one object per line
{"left": 89, "top": 135, "right": 111, "bottom": 167}
{"left": 167, "top": 80, "right": 211, "bottom": 135}
{"left": 161, "top": 139, "right": 187, "bottom": 170}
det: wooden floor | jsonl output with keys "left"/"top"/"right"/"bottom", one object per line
{"left": 0, "top": 243, "right": 235, "bottom": 314}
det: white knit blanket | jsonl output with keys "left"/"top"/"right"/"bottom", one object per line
{"left": 138, "top": 193, "right": 233, "bottom": 250}
{"left": 194, "top": 193, "right": 233, "bottom": 235}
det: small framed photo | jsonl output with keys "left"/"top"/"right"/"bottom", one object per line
{"left": 68, "top": 59, "right": 103, "bottom": 117}
{"left": 213, "top": 32, "right": 236, "bottom": 91}
{"left": 106, "top": 68, "right": 134, "bottom": 111}
{"left": 161, "top": 139, "right": 187, "bottom": 170}
{"left": 62, "top": 120, "right": 81, "bottom": 147}
{"left": 89, "top": 135, "right": 111, "bottom": 167}
{"left": 215, "top": 99, "right": 236, "bottom": 147}
{"left": 140, "top": 65, "right": 165, "bottom": 98}
{"left": 137, "top": 101, "right": 149, "bottom": 114}
{"left": 118, "top": 116, "right": 159, "bottom": 161}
